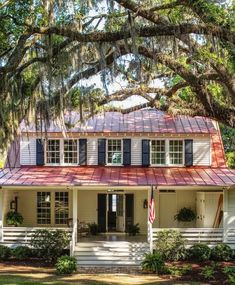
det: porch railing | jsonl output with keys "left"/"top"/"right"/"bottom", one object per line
{"left": 2, "top": 227, "right": 72, "bottom": 245}
{"left": 150, "top": 228, "right": 224, "bottom": 251}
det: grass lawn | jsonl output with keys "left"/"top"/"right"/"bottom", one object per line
{"left": 0, "top": 274, "right": 206, "bottom": 285}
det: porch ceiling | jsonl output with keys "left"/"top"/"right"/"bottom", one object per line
{"left": 0, "top": 166, "right": 235, "bottom": 187}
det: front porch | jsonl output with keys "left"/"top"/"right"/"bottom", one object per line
{"left": 1, "top": 185, "right": 235, "bottom": 257}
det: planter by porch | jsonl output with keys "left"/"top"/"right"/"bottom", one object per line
{"left": 6, "top": 211, "right": 24, "bottom": 227}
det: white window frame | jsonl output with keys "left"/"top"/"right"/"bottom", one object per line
{"left": 150, "top": 139, "right": 166, "bottom": 166}
{"left": 168, "top": 139, "right": 184, "bottom": 166}
{"left": 106, "top": 139, "right": 123, "bottom": 166}
{"left": 45, "top": 139, "right": 79, "bottom": 166}
{"left": 63, "top": 139, "right": 79, "bottom": 166}
{"left": 45, "top": 139, "right": 61, "bottom": 165}
{"left": 37, "top": 191, "right": 51, "bottom": 225}
{"left": 55, "top": 191, "right": 69, "bottom": 225}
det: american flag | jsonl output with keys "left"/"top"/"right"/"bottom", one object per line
{"left": 149, "top": 186, "right": 155, "bottom": 224}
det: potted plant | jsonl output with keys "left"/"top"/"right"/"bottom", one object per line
{"left": 174, "top": 207, "right": 196, "bottom": 223}
{"left": 127, "top": 223, "right": 140, "bottom": 236}
{"left": 88, "top": 222, "right": 100, "bottom": 235}
{"left": 6, "top": 211, "right": 23, "bottom": 226}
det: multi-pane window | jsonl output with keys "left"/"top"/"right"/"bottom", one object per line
{"left": 151, "top": 140, "right": 166, "bottom": 165}
{"left": 64, "top": 140, "right": 78, "bottom": 164}
{"left": 46, "top": 140, "right": 60, "bottom": 164}
{"left": 169, "top": 140, "right": 183, "bottom": 165}
{"left": 37, "top": 192, "right": 51, "bottom": 225}
{"left": 55, "top": 192, "right": 69, "bottom": 225}
{"left": 107, "top": 139, "right": 122, "bottom": 164}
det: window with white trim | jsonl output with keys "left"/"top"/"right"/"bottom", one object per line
{"left": 64, "top": 140, "right": 78, "bottom": 164}
{"left": 107, "top": 139, "right": 122, "bottom": 165}
{"left": 37, "top": 192, "right": 51, "bottom": 225}
{"left": 169, "top": 140, "right": 183, "bottom": 165}
{"left": 46, "top": 139, "right": 60, "bottom": 164}
{"left": 55, "top": 192, "right": 69, "bottom": 225}
{"left": 151, "top": 140, "right": 166, "bottom": 165}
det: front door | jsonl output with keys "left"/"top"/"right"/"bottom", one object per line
{"left": 108, "top": 194, "right": 116, "bottom": 231}
{"left": 98, "top": 194, "right": 106, "bottom": 232}
{"left": 125, "top": 194, "right": 134, "bottom": 232}
{"left": 116, "top": 194, "right": 125, "bottom": 232}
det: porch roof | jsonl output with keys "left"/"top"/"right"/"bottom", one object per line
{"left": 0, "top": 166, "right": 235, "bottom": 187}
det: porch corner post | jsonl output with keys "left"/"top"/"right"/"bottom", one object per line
{"left": 71, "top": 187, "right": 78, "bottom": 256}
{"left": 147, "top": 187, "right": 153, "bottom": 253}
{"left": 0, "top": 188, "right": 2, "bottom": 242}
{"left": 223, "top": 187, "right": 229, "bottom": 244}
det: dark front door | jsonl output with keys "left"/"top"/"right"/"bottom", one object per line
{"left": 125, "top": 194, "right": 134, "bottom": 232}
{"left": 108, "top": 194, "right": 116, "bottom": 231}
{"left": 98, "top": 194, "right": 106, "bottom": 232}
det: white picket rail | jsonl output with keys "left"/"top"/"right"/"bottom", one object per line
{"left": 2, "top": 227, "right": 72, "bottom": 246}
{"left": 151, "top": 228, "right": 224, "bottom": 248}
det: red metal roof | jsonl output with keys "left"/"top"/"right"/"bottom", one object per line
{"left": 0, "top": 166, "right": 234, "bottom": 187}
{"left": 20, "top": 110, "right": 217, "bottom": 134}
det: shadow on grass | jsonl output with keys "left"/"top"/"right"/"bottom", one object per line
{"left": 0, "top": 274, "right": 206, "bottom": 285}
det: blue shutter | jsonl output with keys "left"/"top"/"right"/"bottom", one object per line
{"left": 79, "top": 139, "right": 87, "bottom": 165}
{"left": 185, "top": 139, "right": 193, "bottom": 166}
{"left": 142, "top": 140, "right": 150, "bottom": 166}
{"left": 36, "top": 139, "right": 44, "bottom": 166}
{"left": 123, "top": 139, "right": 131, "bottom": 166}
{"left": 98, "top": 139, "right": 106, "bottom": 165}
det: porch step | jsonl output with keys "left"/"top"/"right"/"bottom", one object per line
{"left": 74, "top": 241, "right": 149, "bottom": 266}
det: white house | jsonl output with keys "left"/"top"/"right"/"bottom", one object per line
{"left": 0, "top": 109, "right": 235, "bottom": 265}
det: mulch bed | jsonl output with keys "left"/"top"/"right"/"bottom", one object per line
{"left": 0, "top": 259, "right": 234, "bottom": 284}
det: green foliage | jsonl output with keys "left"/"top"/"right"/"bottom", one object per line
{"left": 6, "top": 211, "right": 24, "bottom": 226}
{"left": 211, "top": 243, "right": 233, "bottom": 261}
{"left": 0, "top": 245, "right": 11, "bottom": 260}
{"left": 167, "top": 264, "right": 192, "bottom": 276}
{"left": 127, "top": 223, "right": 140, "bottom": 236}
{"left": 174, "top": 207, "right": 196, "bottom": 222}
{"left": 55, "top": 255, "right": 77, "bottom": 275}
{"left": 88, "top": 223, "right": 100, "bottom": 235}
{"left": 30, "top": 229, "right": 70, "bottom": 263}
{"left": 141, "top": 252, "right": 166, "bottom": 274}
{"left": 223, "top": 267, "right": 235, "bottom": 285}
{"left": 188, "top": 243, "right": 211, "bottom": 261}
{"left": 227, "top": 152, "right": 235, "bottom": 169}
{"left": 12, "top": 246, "right": 32, "bottom": 260}
{"left": 200, "top": 265, "right": 215, "bottom": 280}
{"left": 154, "top": 230, "right": 187, "bottom": 261}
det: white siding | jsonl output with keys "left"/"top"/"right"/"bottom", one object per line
{"left": 20, "top": 137, "right": 36, "bottom": 165}
{"left": 131, "top": 138, "right": 142, "bottom": 165}
{"left": 87, "top": 138, "right": 98, "bottom": 165}
{"left": 193, "top": 139, "right": 210, "bottom": 166}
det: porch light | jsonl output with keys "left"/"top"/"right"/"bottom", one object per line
{"left": 143, "top": 199, "right": 148, "bottom": 209}
{"left": 10, "top": 196, "right": 18, "bottom": 211}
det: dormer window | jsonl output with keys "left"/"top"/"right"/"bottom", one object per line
{"left": 107, "top": 139, "right": 122, "bottom": 165}
{"left": 151, "top": 140, "right": 166, "bottom": 165}
{"left": 64, "top": 140, "right": 78, "bottom": 164}
{"left": 169, "top": 140, "right": 183, "bottom": 165}
{"left": 46, "top": 140, "right": 60, "bottom": 164}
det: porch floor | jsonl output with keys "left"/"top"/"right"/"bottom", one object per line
{"left": 77, "top": 233, "right": 147, "bottom": 242}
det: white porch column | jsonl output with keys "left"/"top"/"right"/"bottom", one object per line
{"left": 71, "top": 188, "right": 78, "bottom": 255}
{"left": 147, "top": 187, "right": 153, "bottom": 253}
{"left": 0, "top": 188, "right": 3, "bottom": 242}
{"left": 223, "top": 187, "right": 229, "bottom": 244}
{"left": 223, "top": 186, "right": 235, "bottom": 248}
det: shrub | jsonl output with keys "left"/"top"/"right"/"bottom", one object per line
{"left": 6, "top": 211, "right": 23, "bottom": 226}
{"left": 189, "top": 243, "right": 211, "bottom": 261}
{"left": 211, "top": 243, "right": 233, "bottom": 261}
{"left": 141, "top": 252, "right": 166, "bottom": 274}
{"left": 223, "top": 267, "right": 235, "bottom": 285}
{"left": 127, "top": 223, "right": 140, "bottom": 236}
{"left": 154, "top": 230, "right": 187, "bottom": 261}
{"left": 168, "top": 264, "right": 192, "bottom": 276}
{"left": 200, "top": 265, "right": 215, "bottom": 280}
{"left": 0, "top": 245, "right": 11, "bottom": 260}
{"left": 30, "top": 229, "right": 70, "bottom": 263}
{"left": 12, "top": 246, "right": 32, "bottom": 260}
{"left": 56, "top": 255, "right": 77, "bottom": 275}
